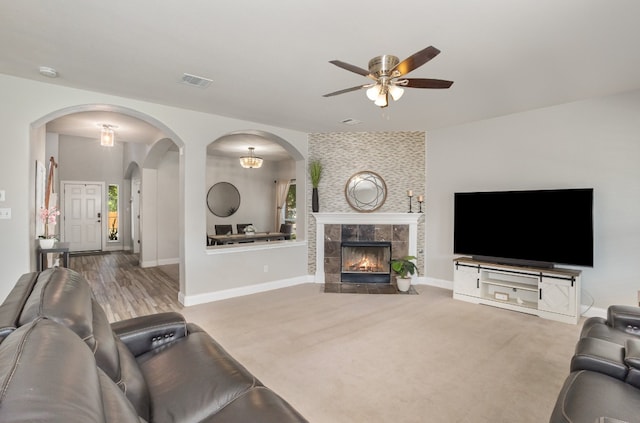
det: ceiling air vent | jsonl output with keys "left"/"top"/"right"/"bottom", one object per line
{"left": 341, "top": 118, "right": 362, "bottom": 126}
{"left": 180, "top": 73, "right": 213, "bottom": 88}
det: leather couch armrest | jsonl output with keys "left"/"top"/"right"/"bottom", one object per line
{"left": 625, "top": 338, "right": 640, "bottom": 370}
{"left": 624, "top": 338, "right": 640, "bottom": 389}
{"left": 111, "top": 312, "right": 187, "bottom": 357}
{"left": 608, "top": 305, "right": 640, "bottom": 334}
{"left": 570, "top": 337, "right": 627, "bottom": 380}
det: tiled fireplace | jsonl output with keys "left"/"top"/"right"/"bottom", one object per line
{"left": 313, "top": 213, "right": 422, "bottom": 284}
{"left": 341, "top": 241, "right": 392, "bottom": 283}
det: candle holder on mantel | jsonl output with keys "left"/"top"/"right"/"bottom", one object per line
{"left": 407, "top": 191, "right": 414, "bottom": 213}
{"left": 417, "top": 196, "right": 424, "bottom": 213}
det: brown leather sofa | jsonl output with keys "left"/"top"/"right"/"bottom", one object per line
{"left": 549, "top": 305, "right": 640, "bottom": 423}
{"left": 0, "top": 267, "right": 308, "bottom": 423}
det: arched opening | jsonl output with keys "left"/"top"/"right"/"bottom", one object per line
{"left": 206, "top": 129, "right": 305, "bottom": 245}
{"left": 31, "top": 104, "right": 186, "bottom": 300}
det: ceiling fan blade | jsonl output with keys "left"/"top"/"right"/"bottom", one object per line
{"left": 402, "top": 78, "right": 454, "bottom": 89}
{"left": 393, "top": 46, "right": 441, "bottom": 76}
{"left": 329, "top": 60, "right": 371, "bottom": 77}
{"left": 323, "top": 85, "right": 367, "bottom": 97}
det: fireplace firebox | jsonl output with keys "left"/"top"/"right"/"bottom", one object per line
{"left": 340, "top": 241, "right": 391, "bottom": 283}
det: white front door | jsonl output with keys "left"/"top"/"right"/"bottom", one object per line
{"left": 63, "top": 182, "right": 103, "bottom": 252}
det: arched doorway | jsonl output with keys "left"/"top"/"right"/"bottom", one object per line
{"left": 31, "top": 104, "right": 186, "bottom": 299}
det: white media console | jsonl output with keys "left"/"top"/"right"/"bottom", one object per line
{"left": 453, "top": 257, "right": 581, "bottom": 324}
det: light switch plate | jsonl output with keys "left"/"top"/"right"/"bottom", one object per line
{"left": 0, "top": 208, "right": 11, "bottom": 219}
{"left": 0, "top": 190, "right": 5, "bottom": 202}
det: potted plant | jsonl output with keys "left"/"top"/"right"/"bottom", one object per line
{"left": 38, "top": 205, "right": 60, "bottom": 249}
{"left": 391, "top": 255, "right": 418, "bottom": 292}
{"left": 309, "top": 160, "right": 322, "bottom": 212}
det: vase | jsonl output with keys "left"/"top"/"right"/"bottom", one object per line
{"left": 312, "top": 187, "right": 319, "bottom": 213}
{"left": 396, "top": 277, "right": 412, "bottom": 293}
{"left": 39, "top": 238, "right": 55, "bottom": 249}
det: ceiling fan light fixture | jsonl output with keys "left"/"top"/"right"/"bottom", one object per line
{"left": 100, "top": 125, "right": 115, "bottom": 147}
{"left": 323, "top": 46, "right": 453, "bottom": 108}
{"left": 374, "top": 93, "right": 388, "bottom": 108}
{"left": 388, "top": 85, "right": 404, "bottom": 101}
{"left": 366, "top": 85, "right": 381, "bottom": 101}
{"left": 239, "top": 147, "right": 263, "bottom": 169}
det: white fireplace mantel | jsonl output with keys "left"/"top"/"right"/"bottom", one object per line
{"left": 313, "top": 213, "right": 423, "bottom": 283}
{"left": 313, "top": 212, "right": 422, "bottom": 225}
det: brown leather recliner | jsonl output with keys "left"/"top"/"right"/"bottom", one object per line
{"left": 0, "top": 268, "right": 307, "bottom": 423}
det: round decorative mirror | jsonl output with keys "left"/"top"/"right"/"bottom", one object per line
{"left": 344, "top": 171, "right": 387, "bottom": 212}
{"left": 207, "top": 182, "right": 240, "bottom": 217}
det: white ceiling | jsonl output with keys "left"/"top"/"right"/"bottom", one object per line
{"left": 2, "top": 0, "right": 640, "bottom": 145}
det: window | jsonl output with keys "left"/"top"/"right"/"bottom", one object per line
{"left": 108, "top": 184, "right": 119, "bottom": 241}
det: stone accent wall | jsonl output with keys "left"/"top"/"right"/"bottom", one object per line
{"left": 308, "top": 132, "right": 426, "bottom": 275}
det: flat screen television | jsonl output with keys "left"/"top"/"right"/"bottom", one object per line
{"left": 453, "top": 188, "right": 593, "bottom": 267}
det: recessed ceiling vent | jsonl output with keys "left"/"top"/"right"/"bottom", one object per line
{"left": 180, "top": 73, "right": 213, "bottom": 88}
{"left": 341, "top": 118, "right": 362, "bottom": 125}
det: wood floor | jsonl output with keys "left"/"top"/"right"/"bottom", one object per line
{"left": 68, "top": 251, "right": 183, "bottom": 322}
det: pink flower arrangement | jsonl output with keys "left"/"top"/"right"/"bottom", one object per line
{"left": 39, "top": 205, "right": 60, "bottom": 238}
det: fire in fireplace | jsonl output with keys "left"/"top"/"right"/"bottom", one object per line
{"left": 341, "top": 241, "right": 391, "bottom": 283}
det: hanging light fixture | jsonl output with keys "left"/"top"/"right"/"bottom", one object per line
{"left": 239, "top": 147, "right": 263, "bottom": 169}
{"left": 100, "top": 124, "right": 115, "bottom": 147}
{"left": 365, "top": 77, "right": 404, "bottom": 108}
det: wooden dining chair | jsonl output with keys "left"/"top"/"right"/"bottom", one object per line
{"left": 279, "top": 223, "right": 293, "bottom": 240}
{"left": 215, "top": 224, "right": 233, "bottom": 235}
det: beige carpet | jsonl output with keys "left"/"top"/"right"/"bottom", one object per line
{"left": 181, "top": 284, "right": 582, "bottom": 423}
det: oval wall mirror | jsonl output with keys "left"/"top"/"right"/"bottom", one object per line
{"left": 344, "top": 171, "right": 387, "bottom": 212}
{"left": 207, "top": 182, "right": 240, "bottom": 217}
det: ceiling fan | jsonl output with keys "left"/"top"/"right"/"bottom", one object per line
{"left": 323, "top": 46, "right": 453, "bottom": 108}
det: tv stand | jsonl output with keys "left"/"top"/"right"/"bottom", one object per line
{"left": 453, "top": 257, "right": 581, "bottom": 324}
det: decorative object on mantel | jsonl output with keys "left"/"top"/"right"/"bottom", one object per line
{"left": 239, "top": 147, "right": 263, "bottom": 169}
{"left": 345, "top": 171, "right": 387, "bottom": 212}
{"left": 309, "top": 160, "right": 323, "bottom": 213}
{"left": 407, "top": 190, "right": 414, "bottom": 213}
{"left": 243, "top": 224, "right": 256, "bottom": 235}
{"left": 391, "top": 255, "right": 418, "bottom": 292}
{"left": 417, "top": 195, "right": 424, "bottom": 213}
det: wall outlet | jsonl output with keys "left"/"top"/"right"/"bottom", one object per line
{"left": 263, "top": 265, "right": 269, "bottom": 273}
{"left": 0, "top": 208, "right": 11, "bottom": 219}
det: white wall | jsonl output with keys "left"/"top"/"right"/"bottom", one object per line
{"left": 426, "top": 89, "right": 640, "bottom": 309}
{"left": 156, "top": 150, "right": 179, "bottom": 263}
{"left": 0, "top": 74, "right": 308, "bottom": 303}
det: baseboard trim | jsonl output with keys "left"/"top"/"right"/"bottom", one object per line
{"left": 580, "top": 304, "right": 607, "bottom": 319}
{"left": 157, "top": 257, "right": 179, "bottom": 266}
{"left": 180, "top": 275, "right": 315, "bottom": 306}
{"left": 418, "top": 277, "right": 453, "bottom": 290}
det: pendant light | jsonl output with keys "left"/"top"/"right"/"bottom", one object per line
{"left": 100, "top": 125, "right": 115, "bottom": 147}
{"left": 239, "top": 147, "right": 263, "bottom": 169}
